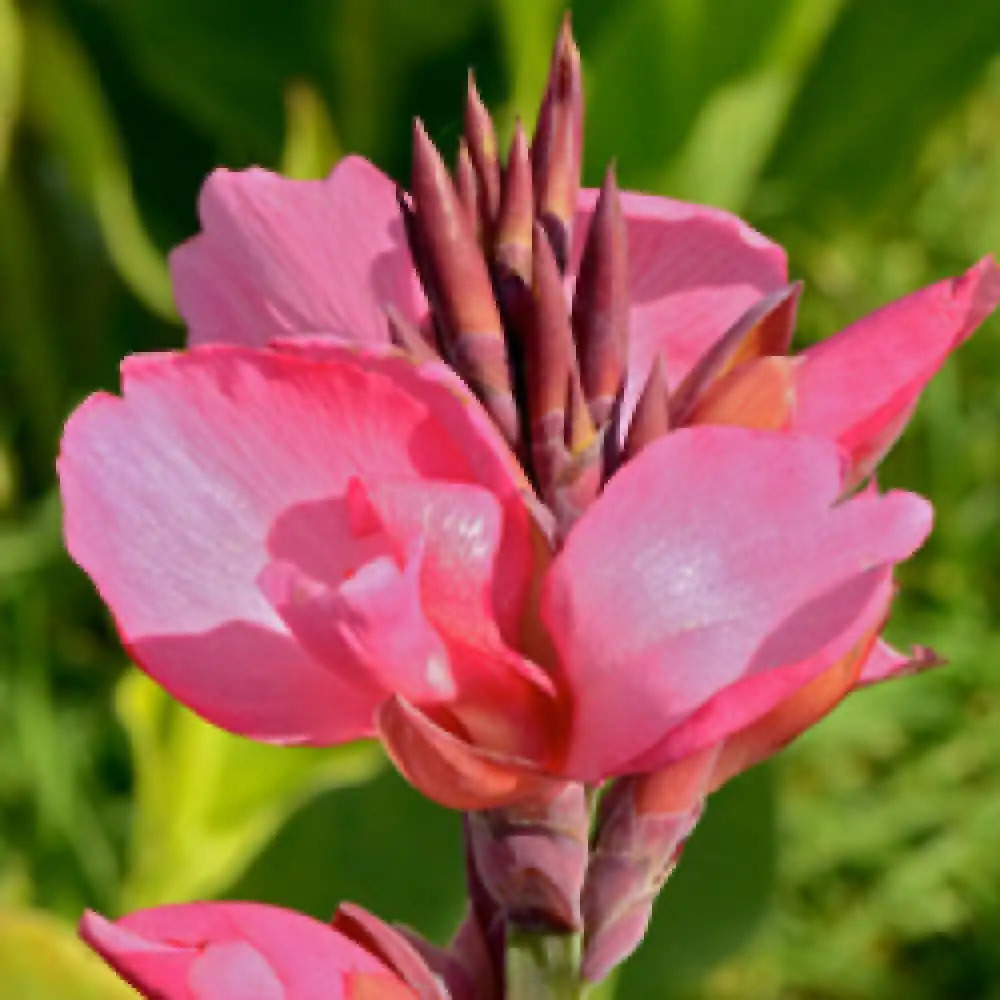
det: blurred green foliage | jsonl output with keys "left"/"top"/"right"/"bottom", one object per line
{"left": 0, "top": 1, "right": 998, "bottom": 997}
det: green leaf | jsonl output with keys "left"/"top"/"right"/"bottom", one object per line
{"left": 494, "top": 0, "right": 565, "bottom": 130}
{"left": 662, "top": 1, "right": 843, "bottom": 210}
{"left": 116, "top": 668, "right": 383, "bottom": 909}
{"left": 582, "top": 0, "right": 841, "bottom": 200}
{"left": 231, "top": 766, "right": 465, "bottom": 944}
{"left": 0, "top": 908, "right": 135, "bottom": 1000}
{"left": 22, "top": 9, "right": 176, "bottom": 320}
{"left": 762, "top": 0, "right": 1000, "bottom": 221}
{"left": 617, "top": 765, "right": 777, "bottom": 992}
{"left": 280, "top": 80, "right": 342, "bottom": 181}
{"left": 0, "top": 0, "right": 22, "bottom": 179}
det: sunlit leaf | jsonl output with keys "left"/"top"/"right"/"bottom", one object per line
{"left": 281, "top": 80, "right": 342, "bottom": 180}
{"left": 0, "top": 0, "right": 22, "bottom": 178}
{"left": 22, "top": 9, "right": 176, "bottom": 320}
{"left": 116, "top": 668, "right": 383, "bottom": 909}
{"left": 763, "top": 0, "right": 1000, "bottom": 221}
{"left": 0, "top": 908, "right": 135, "bottom": 1000}
{"left": 663, "top": 1, "right": 843, "bottom": 210}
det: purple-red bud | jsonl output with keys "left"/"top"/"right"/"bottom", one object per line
{"left": 466, "top": 782, "right": 590, "bottom": 933}
{"left": 455, "top": 138, "right": 482, "bottom": 239}
{"left": 573, "top": 164, "right": 629, "bottom": 428}
{"left": 532, "top": 14, "right": 583, "bottom": 271}
{"left": 410, "top": 119, "right": 520, "bottom": 448}
{"left": 622, "top": 357, "right": 670, "bottom": 461}
{"left": 465, "top": 71, "right": 502, "bottom": 231}
{"left": 493, "top": 120, "right": 535, "bottom": 334}
{"left": 581, "top": 758, "right": 713, "bottom": 983}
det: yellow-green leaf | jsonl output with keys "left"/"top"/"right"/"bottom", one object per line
{"left": 22, "top": 9, "right": 176, "bottom": 321}
{"left": 0, "top": 909, "right": 136, "bottom": 1000}
{"left": 281, "top": 79, "right": 341, "bottom": 180}
{"left": 0, "top": 0, "right": 23, "bottom": 178}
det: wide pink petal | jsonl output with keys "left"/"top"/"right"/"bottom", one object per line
{"left": 627, "top": 568, "right": 895, "bottom": 772}
{"left": 571, "top": 188, "right": 787, "bottom": 434}
{"left": 543, "top": 427, "right": 932, "bottom": 781}
{"left": 792, "top": 256, "right": 1000, "bottom": 480}
{"left": 171, "top": 156, "right": 426, "bottom": 349}
{"left": 58, "top": 346, "right": 533, "bottom": 746}
{"left": 81, "top": 903, "right": 404, "bottom": 1000}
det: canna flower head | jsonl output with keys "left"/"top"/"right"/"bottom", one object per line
{"left": 59, "top": 19, "right": 999, "bottom": 816}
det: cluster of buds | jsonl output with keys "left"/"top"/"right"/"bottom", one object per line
{"left": 397, "top": 19, "right": 625, "bottom": 537}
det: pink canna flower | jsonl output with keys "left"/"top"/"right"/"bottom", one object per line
{"left": 80, "top": 901, "right": 442, "bottom": 1000}
{"left": 58, "top": 20, "right": 999, "bottom": 826}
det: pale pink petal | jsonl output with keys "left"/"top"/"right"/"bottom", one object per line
{"left": 792, "top": 256, "right": 1000, "bottom": 480}
{"left": 171, "top": 156, "right": 426, "bottom": 349}
{"left": 543, "top": 427, "right": 932, "bottom": 781}
{"left": 81, "top": 903, "right": 401, "bottom": 1000}
{"left": 259, "top": 552, "right": 454, "bottom": 707}
{"left": 268, "top": 339, "right": 539, "bottom": 639}
{"left": 58, "top": 347, "right": 532, "bottom": 746}
{"left": 571, "top": 188, "right": 787, "bottom": 434}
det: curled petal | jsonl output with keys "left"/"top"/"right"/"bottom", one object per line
{"left": 172, "top": 157, "right": 425, "bottom": 349}
{"left": 792, "top": 255, "right": 1000, "bottom": 480}
{"left": 80, "top": 903, "right": 410, "bottom": 1000}
{"left": 543, "top": 427, "right": 932, "bottom": 780}
{"left": 332, "top": 905, "right": 452, "bottom": 1000}
{"left": 377, "top": 696, "right": 563, "bottom": 811}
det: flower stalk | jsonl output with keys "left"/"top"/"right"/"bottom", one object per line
{"left": 506, "top": 928, "right": 586, "bottom": 1000}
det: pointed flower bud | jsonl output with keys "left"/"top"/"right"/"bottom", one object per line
{"left": 410, "top": 120, "right": 520, "bottom": 447}
{"left": 526, "top": 223, "right": 574, "bottom": 493}
{"left": 493, "top": 120, "right": 535, "bottom": 333}
{"left": 455, "top": 138, "right": 481, "bottom": 238}
{"left": 622, "top": 357, "right": 670, "bottom": 462}
{"left": 572, "top": 164, "right": 629, "bottom": 428}
{"left": 581, "top": 754, "right": 713, "bottom": 983}
{"left": 466, "top": 782, "right": 590, "bottom": 933}
{"left": 532, "top": 14, "right": 583, "bottom": 271}
{"left": 494, "top": 120, "right": 534, "bottom": 287}
{"left": 465, "top": 71, "right": 502, "bottom": 230}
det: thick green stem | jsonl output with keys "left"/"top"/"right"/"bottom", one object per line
{"left": 506, "top": 928, "right": 587, "bottom": 1000}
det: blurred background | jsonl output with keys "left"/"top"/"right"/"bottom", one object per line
{"left": 1, "top": 0, "right": 1000, "bottom": 996}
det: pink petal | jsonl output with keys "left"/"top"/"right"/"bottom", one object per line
{"left": 856, "top": 639, "right": 945, "bottom": 687}
{"left": 81, "top": 903, "right": 402, "bottom": 1000}
{"left": 259, "top": 551, "right": 454, "bottom": 707}
{"left": 792, "top": 255, "right": 1000, "bottom": 480}
{"left": 58, "top": 346, "right": 532, "bottom": 746}
{"left": 543, "top": 427, "right": 932, "bottom": 781}
{"left": 572, "top": 188, "right": 788, "bottom": 435}
{"left": 171, "top": 156, "right": 426, "bottom": 349}
{"left": 628, "top": 568, "right": 894, "bottom": 772}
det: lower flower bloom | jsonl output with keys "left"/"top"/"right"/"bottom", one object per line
{"left": 57, "top": 19, "right": 998, "bottom": 814}
{"left": 81, "top": 901, "right": 433, "bottom": 1000}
